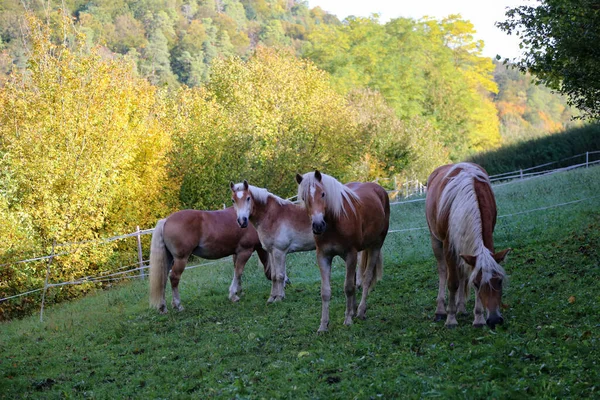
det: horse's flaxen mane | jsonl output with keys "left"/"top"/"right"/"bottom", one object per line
{"left": 297, "top": 172, "right": 360, "bottom": 218}
{"left": 232, "top": 183, "right": 291, "bottom": 206}
{"left": 438, "top": 163, "right": 506, "bottom": 286}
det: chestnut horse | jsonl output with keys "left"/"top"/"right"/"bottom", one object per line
{"left": 296, "top": 170, "right": 390, "bottom": 332}
{"left": 230, "top": 181, "right": 315, "bottom": 302}
{"left": 148, "top": 208, "right": 270, "bottom": 313}
{"left": 425, "top": 162, "right": 510, "bottom": 329}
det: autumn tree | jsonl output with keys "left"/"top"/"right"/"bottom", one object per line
{"left": 497, "top": 0, "right": 600, "bottom": 120}
{"left": 0, "top": 14, "right": 173, "bottom": 313}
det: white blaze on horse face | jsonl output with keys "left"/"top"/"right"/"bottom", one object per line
{"left": 310, "top": 185, "right": 316, "bottom": 200}
{"left": 234, "top": 192, "right": 251, "bottom": 219}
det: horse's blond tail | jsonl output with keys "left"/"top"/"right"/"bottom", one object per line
{"left": 358, "top": 249, "right": 383, "bottom": 292}
{"left": 149, "top": 219, "right": 168, "bottom": 310}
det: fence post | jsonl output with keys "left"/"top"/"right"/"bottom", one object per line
{"left": 520, "top": 169, "right": 523, "bottom": 180}
{"left": 586, "top": 152, "right": 589, "bottom": 168}
{"left": 136, "top": 226, "right": 144, "bottom": 279}
{"left": 40, "top": 240, "right": 55, "bottom": 322}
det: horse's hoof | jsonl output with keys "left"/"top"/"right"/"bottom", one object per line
{"left": 434, "top": 313, "right": 447, "bottom": 322}
{"left": 267, "top": 296, "right": 276, "bottom": 304}
{"left": 173, "top": 305, "right": 184, "bottom": 312}
{"left": 317, "top": 326, "right": 329, "bottom": 333}
{"left": 343, "top": 317, "right": 353, "bottom": 326}
{"left": 473, "top": 323, "right": 485, "bottom": 328}
{"left": 229, "top": 294, "right": 240, "bottom": 302}
{"left": 158, "top": 305, "right": 168, "bottom": 314}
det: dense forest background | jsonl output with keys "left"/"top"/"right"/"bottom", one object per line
{"left": 0, "top": 0, "right": 581, "bottom": 146}
{"left": 0, "top": 0, "right": 589, "bottom": 318}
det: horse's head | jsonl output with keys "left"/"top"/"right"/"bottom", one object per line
{"left": 296, "top": 170, "right": 327, "bottom": 235}
{"left": 461, "top": 248, "right": 511, "bottom": 329}
{"left": 230, "top": 180, "right": 253, "bottom": 228}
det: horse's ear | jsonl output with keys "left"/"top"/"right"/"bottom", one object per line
{"left": 243, "top": 180, "right": 249, "bottom": 190}
{"left": 314, "top": 170, "right": 322, "bottom": 182}
{"left": 460, "top": 254, "right": 477, "bottom": 267}
{"left": 295, "top": 173, "right": 303, "bottom": 184}
{"left": 493, "top": 248, "right": 511, "bottom": 263}
{"left": 230, "top": 181, "right": 235, "bottom": 191}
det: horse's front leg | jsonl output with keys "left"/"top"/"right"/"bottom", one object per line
{"left": 267, "top": 249, "right": 287, "bottom": 303}
{"left": 229, "top": 250, "right": 252, "bottom": 302}
{"left": 472, "top": 288, "right": 486, "bottom": 327}
{"left": 343, "top": 249, "right": 358, "bottom": 326}
{"left": 316, "top": 251, "right": 333, "bottom": 333}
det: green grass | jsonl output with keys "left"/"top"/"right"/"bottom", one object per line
{"left": 1, "top": 167, "right": 599, "bottom": 399}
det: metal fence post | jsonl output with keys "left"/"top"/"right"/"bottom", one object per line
{"left": 586, "top": 152, "right": 589, "bottom": 168}
{"left": 136, "top": 226, "right": 144, "bottom": 279}
{"left": 40, "top": 240, "right": 55, "bottom": 322}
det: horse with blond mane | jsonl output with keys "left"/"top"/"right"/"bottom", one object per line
{"left": 296, "top": 170, "right": 390, "bottom": 332}
{"left": 230, "top": 180, "right": 315, "bottom": 302}
{"left": 425, "top": 162, "right": 510, "bottom": 329}
{"left": 148, "top": 208, "right": 270, "bottom": 313}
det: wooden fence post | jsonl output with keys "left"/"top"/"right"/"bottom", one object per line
{"left": 136, "top": 226, "right": 144, "bottom": 279}
{"left": 40, "top": 240, "right": 55, "bottom": 322}
{"left": 520, "top": 169, "right": 523, "bottom": 180}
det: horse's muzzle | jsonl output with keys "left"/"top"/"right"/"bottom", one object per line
{"left": 486, "top": 313, "right": 504, "bottom": 330}
{"left": 312, "top": 221, "right": 326, "bottom": 235}
{"left": 237, "top": 217, "right": 248, "bottom": 228}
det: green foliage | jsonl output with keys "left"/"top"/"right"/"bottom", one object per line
{"left": 303, "top": 15, "right": 502, "bottom": 160}
{"left": 468, "top": 124, "right": 600, "bottom": 175}
{"left": 1, "top": 166, "right": 598, "bottom": 398}
{"left": 169, "top": 47, "right": 362, "bottom": 208}
{"left": 0, "top": 0, "right": 338, "bottom": 85}
{"left": 497, "top": 0, "right": 600, "bottom": 120}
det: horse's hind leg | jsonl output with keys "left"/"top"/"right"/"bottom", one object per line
{"left": 170, "top": 257, "right": 187, "bottom": 312}
{"left": 343, "top": 250, "right": 358, "bottom": 326}
{"left": 456, "top": 276, "right": 468, "bottom": 315}
{"left": 444, "top": 247, "right": 459, "bottom": 328}
{"left": 267, "top": 249, "right": 286, "bottom": 303}
{"left": 357, "top": 248, "right": 380, "bottom": 320}
{"left": 229, "top": 250, "right": 253, "bottom": 302}
{"left": 431, "top": 236, "right": 447, "bottom": 321}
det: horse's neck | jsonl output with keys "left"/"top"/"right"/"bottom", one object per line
{"left": 250, "top": 195, "right": 277, "bottom": 227}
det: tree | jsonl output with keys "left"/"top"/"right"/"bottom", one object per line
{"left": 497, "top": 0, "right": 600, "bottom": 120}
{"left": 0, "top": 14, "right": 173, "bottom": 313}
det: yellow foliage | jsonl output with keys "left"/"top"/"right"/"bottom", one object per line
{"left": 0, "top": 14, "right": 173, "bottom": 312}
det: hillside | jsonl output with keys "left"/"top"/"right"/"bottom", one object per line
{"left": 1, "top": 166, "right": 598, "bottom": 398}
{"left": 0, "top": 1, "right": 581, "bottom": 144}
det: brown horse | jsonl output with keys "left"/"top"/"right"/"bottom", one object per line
{"left": 230, "top": 181, "right": 315, "bottom": 303}
{"left": 425, "top": 162, "right": 511, "bottom": 329}
{"left": 296, "top": 170, "right": 390, "bottom": 332}
{"left": 148, "top": 208, "right": 270, "bottom": 313}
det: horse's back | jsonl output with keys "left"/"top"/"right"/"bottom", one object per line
{"left": 163, "top": 208, "right": 260, "bottom": 259}
{"left": 346, "top": 181, "right": 390, "bottom": 247}
{"left": 426, "top": 162, "right": 495, "bottom": 242}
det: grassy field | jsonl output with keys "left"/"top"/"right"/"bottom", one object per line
{"left": 1, "top": 167, "right": 599, "bottom": 399}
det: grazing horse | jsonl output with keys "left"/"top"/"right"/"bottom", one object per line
{"left": 425, "top": 162, "right": 511, "bottom": 329}
{"left": 230, "top": 181, "right": 315, "bottom": 302}
{"left": 148, "top": 208, "right": 270, "bottom": 313}
{"left": 296, "top": 170, "right": 390, "bottom": 332}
